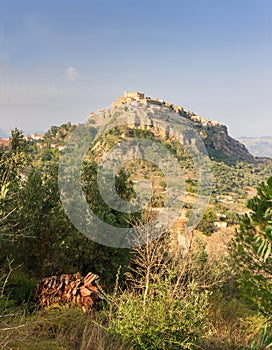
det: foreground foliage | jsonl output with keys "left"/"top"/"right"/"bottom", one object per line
{"left": 231, "top": 176, "right": 272, "bottom": 320}
{"left": 1, "top": 128, "right": 272, "bottom": 349}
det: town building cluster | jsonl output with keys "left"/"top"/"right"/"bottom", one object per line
{"left": 0, "top": 132, "right": 65, "bottom": 151}
{"left": 25, "top": 133, "right": 44, "bottom": 142}
{"left": 100, "top": 91, "right": 221, "bottom": 129}
{"left": 111, "top": 91, "right": 165, "bottom": 108}
{"left": 0, "top": 133, "right": 44, "bottom": 150}
{"left": 0, "top": 138, "right": 10, "bottom": 149}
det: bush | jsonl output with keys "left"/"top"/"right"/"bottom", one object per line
{"left": 111, "top": 279, "right": 209, "bottom": 349}
{"left": 7, "top": 272, "right": 37, "bottom": 306}
{"left": 106, "top": 231, "right": 214, "bottom": 349}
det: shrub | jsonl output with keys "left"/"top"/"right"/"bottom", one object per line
{"left": 111, "top": 279, "right": 209, "bottom": 349}
{"left": 7, "top": 272, "right": 37, "bottom": 306}
{"left": 107, "top": 230, "right": 213, "bottom": 349}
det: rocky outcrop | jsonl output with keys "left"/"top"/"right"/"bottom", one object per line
{"left": 90, "top": 94, "right": 256, "bottom": 165}
{"left": 176, "top": 109, "right": 255, "bottom": 164}
{"left": 197, "top": 123, "right": 255, "bottom": 164}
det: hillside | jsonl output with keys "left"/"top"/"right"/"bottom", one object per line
{"left": 238, "top": 136, "right": 272, "bottom": 158}
{"left": 1, "top": 94, "right": 272, "bottom": 350}
{"left": 37, "top": 92, "right": 255, "bottom": 166}
{"left": 179, "top": 111, "right": 255, "bottom": 164}
{"left": 91, "top": 92, "right": 255, "bottom": 165}
{"left": 21, "top": 92, "right": 272, "bottom": 251}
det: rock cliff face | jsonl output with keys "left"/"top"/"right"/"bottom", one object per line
{"left": 90, "top": 93, "right": 256, "bottom": 165}
{"left": 175, "top": 108, "right": 255, "bottom": 164}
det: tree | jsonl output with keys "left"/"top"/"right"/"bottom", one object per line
{"left": 10, "top": 128, "right": 27, "bottom": 153}
{"left": 231, "top": 176, "right": 272, "bottom": 319}
{"left": 196, "top": 207, "right": 216, "bottom": 235}
{"left": 0, "top": 133, "right": 30, "bottom": 240}
{"left": 81, "top": 160, "right": 136, "bottom": 227}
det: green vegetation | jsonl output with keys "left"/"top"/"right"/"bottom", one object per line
{"left": 0, "top": 128, "right": 133, "bottom": 285}
{"left": 231, "top": 177, "right": 272, "bottom": 319}
{"left": 212, "top": 161, "right": 272, "bottom": 198}
{"left": 0, "top": 126, "right": 272, "bottom": 349}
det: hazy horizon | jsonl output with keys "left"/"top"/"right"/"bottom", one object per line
{"left": 0, "top": 0, "right": 271, "bottom": 138}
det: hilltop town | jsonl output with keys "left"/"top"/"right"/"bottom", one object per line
{"left": 89, "top": 91, "right": 255, "bottom": 164}
{"left": 1, "top": 91, "right": 257, "bottom": 165}
{"left": 92, "top": 91, "right": 222, "bottom": 130}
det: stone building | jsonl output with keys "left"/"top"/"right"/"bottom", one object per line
{"left": 124, "top": 91, "right": 144, "bottom": 100}
{"left": 111, "top": 91, "right": 164, "bottom": 108}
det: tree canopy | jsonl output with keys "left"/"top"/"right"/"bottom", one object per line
{"left": 231, "top": 176, "right": 272, "bottom": 318}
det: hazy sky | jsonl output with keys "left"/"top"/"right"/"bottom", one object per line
{"left": 0, "top": 0, "right": 271, "bottom": 137}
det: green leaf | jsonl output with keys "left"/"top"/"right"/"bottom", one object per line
{"left": 264, "top": 243, "right": 271, "bottom": 262}
{"left": 257, "top": 240, "right": 265, "bottom": 254}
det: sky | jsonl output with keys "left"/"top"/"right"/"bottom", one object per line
{"left": 0, "top": 0, "right": 271, "bottom": 138}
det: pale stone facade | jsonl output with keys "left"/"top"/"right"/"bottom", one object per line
{"left": 111, "top": 91, "right": 164, "bottom": 108}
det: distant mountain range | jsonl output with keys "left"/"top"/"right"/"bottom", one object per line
{"left": 238, "top": 137, "right": 272, "bottom": 159}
